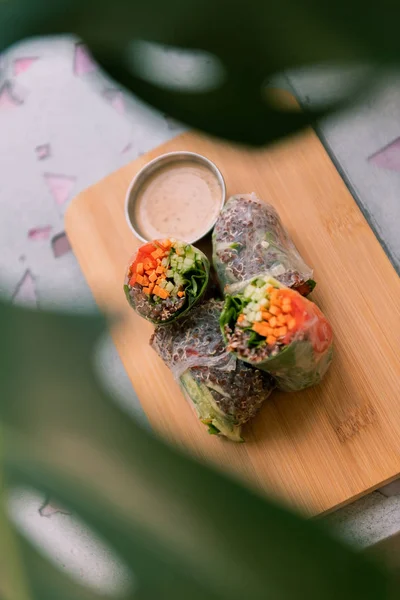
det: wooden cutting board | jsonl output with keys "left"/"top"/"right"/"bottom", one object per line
{"left": 65, "top": 128, "right": 400, "bottom": 517}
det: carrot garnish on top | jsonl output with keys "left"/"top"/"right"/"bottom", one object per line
{"left": 127, "top": 239, "right": 188, "bottom": 300}
{"left": 236, "top": 281, "right": 306, "bottom": 347}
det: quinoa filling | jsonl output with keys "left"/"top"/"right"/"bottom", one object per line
{"left": 213, "top": 194, "right": 315, "bottom": 295}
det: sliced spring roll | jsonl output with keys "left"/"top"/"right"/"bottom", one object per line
{"left": 213, "top": 193, "right": 315, "bottom": 296}
{"left": 150, "top": 299, "right": 275, "bottom": 441}
{"left": 220, "top": 276, "right": 333, "bottom": 391}
{"left": 124, "top": 238, "right": 209, "bottom": 324}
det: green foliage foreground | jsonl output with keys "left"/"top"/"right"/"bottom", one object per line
{"left": 0, "top": 301, "right": 396, "bottom": 599}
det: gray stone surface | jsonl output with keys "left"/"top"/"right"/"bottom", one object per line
{"left": 287, "top": 67, "right": 400, "bottom": 273}
{"left": 326, "top": 491, "right": 400, "bottom": 548}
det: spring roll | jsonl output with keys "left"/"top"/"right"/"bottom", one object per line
{"left": 213, "top": 193, "right": 315, "bottom": 296}
{"left": 124, "top": 238, "right": 209, "bottom": 324}
{"left": 220, "top": 276, "right": 333, "bottom": 391}
{"left": 150, "top": 300, "right": 275, "bottom": 441}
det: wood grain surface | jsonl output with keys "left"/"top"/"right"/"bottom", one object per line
{"left": 65, "top": 128, "right": 400, "bottom": 516}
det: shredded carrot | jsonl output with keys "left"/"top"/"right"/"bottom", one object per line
{"left": 276, "top": 326, "right": 288, "bottom": 337}
{"left": 252, "top": 323, "right": 270, "bottom": 337}
{"left": 269, "top": 316, "right": 278, "bottom": 328}
{"left": 153, "top": 285, "right": 169, "bottom": 299}
{"left": 143, "top": 257, "right": 156, "bottom": 271}
{"left": 127, "top": 239, "right": 181, "bottom": 303}
{"left": 151, "top": 248, "right": 164, "bottom": 260}
{"left": 270, "top": 290, "right": 279, "bottom": 303}
{"left": 267, "top": 335, "right": 277, "bottom": 345}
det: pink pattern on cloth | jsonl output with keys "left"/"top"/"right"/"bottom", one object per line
{"left": 0, "top": 82, "right": 23, "bottom": 109}
{"left": 35, "top": 143, "right": 51, "bottom": 160}
{"left": 164, "top": 115, "right": 180, "bottom": 131}
{"left": 44, "top": 173, "right": 75, "bottom": 205}
{"left": 28, "top": 225, "right": 52, "bottom": 240}
{"left": 121, "top": 142, "right": 132, "bottom": 154}
{"left": 103, "top": 89, "right": 125, "bottom": 115}
{"left": 368, "top": 137, "right": 400, "bottom": 172}
{"left": 12, "top": 270, "right": 38, "bottom": 307}
{"left": 52, "top": 232, "right": 72, "bottom": 258}
{"left": 73, "top": 43, "right": 97, "bottom": 76}
{"left": 13, "top": 57, "right": 39, "bottom": 76}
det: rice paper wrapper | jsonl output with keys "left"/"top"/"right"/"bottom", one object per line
{"left": 212, "top": 193, "right": 314, "bottom": 295}
{"left": 150, "top": 299, "right": 275, "bottom": 441}
{"left": 124, "top": 239, "right": 210, "bottom": 325}
{"left": 221, "top": 282, "right": 333, "bottom": 392}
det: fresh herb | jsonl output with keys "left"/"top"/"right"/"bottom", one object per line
{"left": 247, "top": 329, "right": 266, "bottom": 348}
{"left": 265, "top": 232, "right": 275, "bottom": 244}
{"left": 183, "top": 267, "right": 207, "bottom": 304}
{"left": 207, "top": 424, "right": 220, "bottom": 435}
{"left": 123, "top": 284, "right": 131, "bottom": 302}
{"left": 306, "top": 279, "right": 317, "bottom": 292}
{"left": 220, "top": 294, "right": 248, "bottom": 334}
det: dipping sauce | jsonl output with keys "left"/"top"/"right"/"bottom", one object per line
{"left": 133, "top": 160, "right": 223, "bottom": 242}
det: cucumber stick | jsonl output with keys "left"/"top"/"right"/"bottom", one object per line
{"left": 180, "top": 371, "right": 243, "bottom": 442}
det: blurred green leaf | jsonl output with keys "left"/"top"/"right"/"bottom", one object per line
{"left": 0, "top": 436, "right": 32, "bottom": 600}
{"left": 0, "top": 300, "right": 396, "bottom": 599}
{"left": 1, "top": 0, "right": 397, "bottom": 144}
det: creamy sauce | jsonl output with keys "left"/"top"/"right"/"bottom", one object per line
{"left": 134, "top": 160, "right": 222, "bottom": 242}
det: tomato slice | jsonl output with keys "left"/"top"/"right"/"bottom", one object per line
{"left": 278, "top": 289, "right": 306, "bottom": 333}
{"left": 138, "top": 242, "right": 157, "bottom": 258}
{"left": 312, "top": 318, "right": 332, "bottom": 354}
{"left": 276, "top": 288, "right": 332, "bottom": 353}
{"left": 130, "top": 242, "right": 157, "bottom": 274}
{"left": 309, "top": 304, "right": 333, "bottom": 354}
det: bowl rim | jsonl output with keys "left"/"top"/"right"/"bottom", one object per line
{"left": 124, "top": 150, "right": 226, "bottom": 244}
